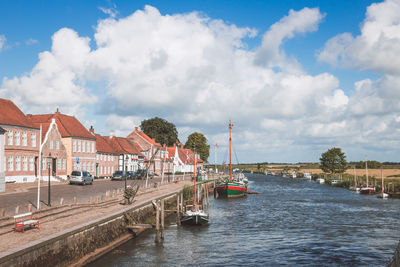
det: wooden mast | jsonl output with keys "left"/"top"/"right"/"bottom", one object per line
{"left": 381, "top": 167, "right": 384, "bottom": 194}
{"left": 194, "top": 147, "right": 197, "bottom": 211}
{"left": 229, "top": 120, "right": 233, "bottom": 183}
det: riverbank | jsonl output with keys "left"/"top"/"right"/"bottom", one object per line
{"left": 0, "top": 178, "right": 217, "bottom": 266}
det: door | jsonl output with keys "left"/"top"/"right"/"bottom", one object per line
{"left": 52, "top": 158, "right": 57, "bottom": 176}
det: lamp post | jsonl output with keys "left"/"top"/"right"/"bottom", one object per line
{"left": 47, "top": 160, "right": 51, "bottom": 206}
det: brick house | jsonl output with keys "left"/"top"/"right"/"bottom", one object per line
{"left": 167, "top": 144, "right": 203, "bottom": 174}
{"left": 91, "top": 130, "right": 119, "bottom": 178}
{"left": 0, "top": 98, "right": 40, "bottom": 183}
{"left": 105, "top": 135, "right": 144, "bottom": 172}
{"left": 31, "top": 119, "right": 68, "bottom": 180}
{"left": 126, "top": 127, "right": 162, "bottom": 174}
{"left": 28, "top": 109, "right": 96, "bottom": 176}
{"left": 0, "top": 127, "right": 5, "bottom": 192}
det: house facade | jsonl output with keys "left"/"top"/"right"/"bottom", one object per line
{"left": 92, "top": 130, "right": 119, "bottom": 178}
{"left": 0, "top": 98, "right": 40, "bottom": 183}
{"left": 106, "top": 135, "right": 144, "bottom": 172}
{"left": 126, "top": 127, "right": 162, "bottom": 174}
{"left": 0, "top": 127, "right": 5, "bottom": 192}
{"left": 29, "top": 109, "right": 97, "bottom": 176}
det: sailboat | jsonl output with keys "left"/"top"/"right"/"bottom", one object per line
{"left": 360, "top": 159, "right": 375, "bottom": 195}
{"left": 377, "top": 168, "right": 389, "bottom": 199}
{"left": 180, "top": 149, "right": 209, "bottom": 225}
{"left": 215, "top": 121, "right": 248, "bottom": 198}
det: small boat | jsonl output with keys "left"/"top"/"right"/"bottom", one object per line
{"left": 331, "top": 179, "right": 339, "bottom": 185}
{"left": 181, "top": 148, "right": 209, "bottom": 226}
{"left": 291, "top": 172, "right": 297, "bottom": 178}
{"left": 215, "top": 121, "right": 248, "bottom": 198}
{"left": 316, "top": 178, "right": 325, "bottom": 184}
{"left": 377, "top": 168, "right": 388, "bottom": 199}
{"left": 360, "top": 159, "right": 375, "bottom": 195}
{"left": 304, "top": 173, "right": 312, "bottom": 180}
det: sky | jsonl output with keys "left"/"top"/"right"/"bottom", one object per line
{"left": 1, "top": 0, "right": 400, "bottom": 164}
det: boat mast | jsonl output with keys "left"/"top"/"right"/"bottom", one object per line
{"left": 381, "top": 167, "right": 384, "bottom": 194}
{"left": 229, "top": 120, "right": 233, "bottom": 183}
{"left": 365, "top": 158, "right": 369, "bottom": 187}
{"left": 193, "top": 146, "right": 197, "bottom": 210}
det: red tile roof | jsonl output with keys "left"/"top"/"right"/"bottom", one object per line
{"left": 106, "top": 136, "right": 143, "bottom": 157}
{"left": 28, "top": 111, "right": 94, "bottom": 139}
{"left": 94, "top": 134, "right": 118, "bottom": 154}
{"left": 0, "top": 98, "right": 38, "bottom": 129}
{"left": 135, "top": 130, "right": 161, "bottom": 146}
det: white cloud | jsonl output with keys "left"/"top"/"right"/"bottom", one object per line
{"left": 25, "top": 38, "right": 38, "bottom": 46}
{"left": 318, "top": 0, "right": 400, "bottom": 75}
{"left": 0, "top": 35, "right": 6, "bottom": 51}
{"left": 3, "top": 5, "right": 400, "bottom": 162}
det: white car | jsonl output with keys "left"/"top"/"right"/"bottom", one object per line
{"left": 69, "top": 170, "right": 93, "bottom": 185}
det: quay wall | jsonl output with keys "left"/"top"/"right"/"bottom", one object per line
{"left": 0, "top": 190, "right": 180, "bottom": 267}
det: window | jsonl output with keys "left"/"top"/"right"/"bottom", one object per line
{"left": 73, "top": 140, "right": 77, "bottom": 152}
{"left": 49, "top": 140, "right": 53, "bottom": 149}
{"left": 15, "top": 131, "right": 20, "bottom": 146}
{"left": 78, "top": 141, "right": 81, "bottom": 152}
{"left": 73, "top": 162, "right": 77, "bottom": 170}
{"left": 62, "top": 159, "right": 66, "bottom": 170}
{"left": 91, "top": 142, "right": 95, "bottom": 153}
{"left": 82, "top": 141, "right": 86, "bottom": 152}
{"left": 57, "top": 159, "right": 61, "bottom": 171}
{"left": 8, "top": 156, "right": 13, "bottom": 171}
{"left": 7, "top": 131, "right": 13, "bottom": 145}
{"left": 111, "top": 166, "right": 114, "bottom": 174}
{"left": 100, "top": 154, "right": 103, "bottom": 161}
{"left": 31, "top": 133, "right": 36, "bottom": 147}
{"left": 29, "top": 157, "right": 34, "bottom": 171}
{"left": 15, "top": 156, "right": 21, "bottom": 171}
{"left": 22, "top": 156, "right": 28, "bottom": 171}
{"left": 42, "top": 159, "right": 46, "bottom": 170}
{"left": 22, "top": 132, "right": 27, "bottom": 146}
{"left": 56, "top": 141, "right": 60, "bottom": 149}
{"left": 112, "top": 155, "right": 114, "bottom": 161}
{"left": 108, "top": 166, "right": 110, "bottom": 174}
{"left": 87, "top": 142, "right": 90, "bottom": 153}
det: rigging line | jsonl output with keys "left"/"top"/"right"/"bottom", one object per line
{"left": 233, "top": 146, "right": 240, "bottom": 165}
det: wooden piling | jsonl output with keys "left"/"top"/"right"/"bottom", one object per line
{"left": 161, "top": 199, "right": 165, "bottom": 240}
{"left": 28, "top": 203, "right": 32, "bottom": 212}
{"left": 155, "top": 200, "right": 160, "bottom": 243}
{"left": 177, "top": 193, "right": 181, "bottom": 225}
{"left": 73, "top": 197, "right": 77, "bottom": 204}
{"left": 0, "top": 208, "right": 4, "bottom": 217}
{"left": 89, "top": 196, "right": 93, "bottom": 204}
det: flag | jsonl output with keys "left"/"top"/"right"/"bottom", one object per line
{"left": 216, "top": 143, "right": 218, "bottom": 148}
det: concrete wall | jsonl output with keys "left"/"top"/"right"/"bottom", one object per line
{"left": 0, "top": 192, "right": 179, "bottom": 267}
{"left": 0, "top": 134, "right": 4, "bottom": 192}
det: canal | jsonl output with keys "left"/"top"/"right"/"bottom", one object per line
{"left": 88, "top": 173, "right": 400, "bottom": 266}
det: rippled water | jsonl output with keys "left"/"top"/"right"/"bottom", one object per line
{"left": 88, "top": 174, "right": 400, "bottom": 266}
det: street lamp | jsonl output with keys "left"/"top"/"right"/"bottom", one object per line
{"left": 47, "top": 159, "right": 51, "bottom": 206}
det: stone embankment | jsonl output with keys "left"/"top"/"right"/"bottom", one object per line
{"left": 0, "top": 177, "right": 221, "bottom": 267}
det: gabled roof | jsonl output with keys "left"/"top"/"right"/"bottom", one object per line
{"left": 28, "top": 111, "right": 94, "bottom": 139}
{"left": 105, "top": 136, "right": 143, "bottom": 157}
{"left": 94, "top": 134, "right": 118, "bottom": 154}
{"left": 0, "top": 98, "right": 38, "bottom": 129}
{"left": 134, "top": 129, "right": 161, "bottom": 146}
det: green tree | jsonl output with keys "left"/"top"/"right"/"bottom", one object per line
{"left": 320, "top": 147, "right": 348, "bottom": 174}
{"left": 140, "top": 117, "right": 178, "bottom": 146}
{"left": 355, "top": 160, "right": 382, "bottom": 169}
{"left": 184, "top": 132, "right": 210, "bottom": 162}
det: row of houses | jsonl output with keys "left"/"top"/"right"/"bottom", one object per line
{"left": 0, "top": 98, "right": 203, "bottom": 190}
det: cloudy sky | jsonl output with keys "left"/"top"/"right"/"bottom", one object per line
{"left": 1, "top": 0, "right": 399, "bottom": 163}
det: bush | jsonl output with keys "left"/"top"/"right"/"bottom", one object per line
{"left": 183, "top": 185, "right": 194, "bottom": 201}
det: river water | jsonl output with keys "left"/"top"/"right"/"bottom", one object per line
{"left": 88, "top": 174, "right": 400, "bottom": 266}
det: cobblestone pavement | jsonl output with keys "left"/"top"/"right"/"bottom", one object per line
{"left": 0, "top": 175, "right": 183, "bottom": 216}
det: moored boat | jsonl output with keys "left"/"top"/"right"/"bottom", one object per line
{"left": 215, "top": 121, "right": 248, "bottom": 198}
{"left": 377, "top": 168, "right": 388, "bottom": 199}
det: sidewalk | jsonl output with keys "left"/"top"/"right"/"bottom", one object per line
{"left": 1, "top": 180, "right": 67, "bottom": 195}
{"left": 0, "top": 179, "right": 192, "bottom": 254}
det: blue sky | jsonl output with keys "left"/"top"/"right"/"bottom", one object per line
{"left": 1, "top": 0, "right": 399, "bottom": 163}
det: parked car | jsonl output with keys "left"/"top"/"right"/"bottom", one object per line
{"left": 135, "top": 169, "right": 147, "bottom": 179}
{"left": 124, "top": 171, "right": 135, "bottom": 180}
{"left": 112, "top": 171, "right": 125, "bottom": 181}
{"left": 69, "top": 170, "right": 93, "bottom": 185}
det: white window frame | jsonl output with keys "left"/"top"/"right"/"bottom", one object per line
{"left": 87, "top": 142, "right": 90, "bottom": 153}
{"left": 57, "top": 159, "right": 61, "bottom": 171}
{"left": 29, "top": 156, "right": 34, "bottom": 171}
{"left": 22, "top": 132, "right": 27, "bottom": 146}
{"left": 73, "top": 140, "right": 77, "bottom": 152}
{"left": 22, "top": 156, "right": 28, "bottom": 171}
{"left": 7, "top": 131, "right": 13, "bottom": 146}
{"left": 49, "top": 140, "right": 53, "bottom": 149}
{"left": 62, "top": 159, "right": 66, "bottom": 170}
{"left": 82, "top": 141, "right": 86, "bottom": 153}
{"left": 91, "top": 142, "right": 95, "bottom": 153}
{"left": 15, "top": 156, "right": 21, "bottom": 171}
{"left": 8, "top": 156, "right": 13, "bottom": 171}
{"left": 56, "top": 140, "right": 60, "bottom": 149}
{"left": 15, "top": 131, "right": 20, "bottom": 146}
{"left": 31, "top": 133, "right": 36, "bottom": 147}
{"left": 78, "top": 141, "right": 81, "bottom": 152}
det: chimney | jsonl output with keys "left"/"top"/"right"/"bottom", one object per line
{"left": 109, "top": 130, "right": 114, "bottom": 139}
{"left": 89, "top": 126, "right": 94, "bottom": 134}
{"left": 56, "top": 107, "right": 59, "bottom": 114}
{"left": 135, "top": 126, "right": 138, "bottom": 131}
